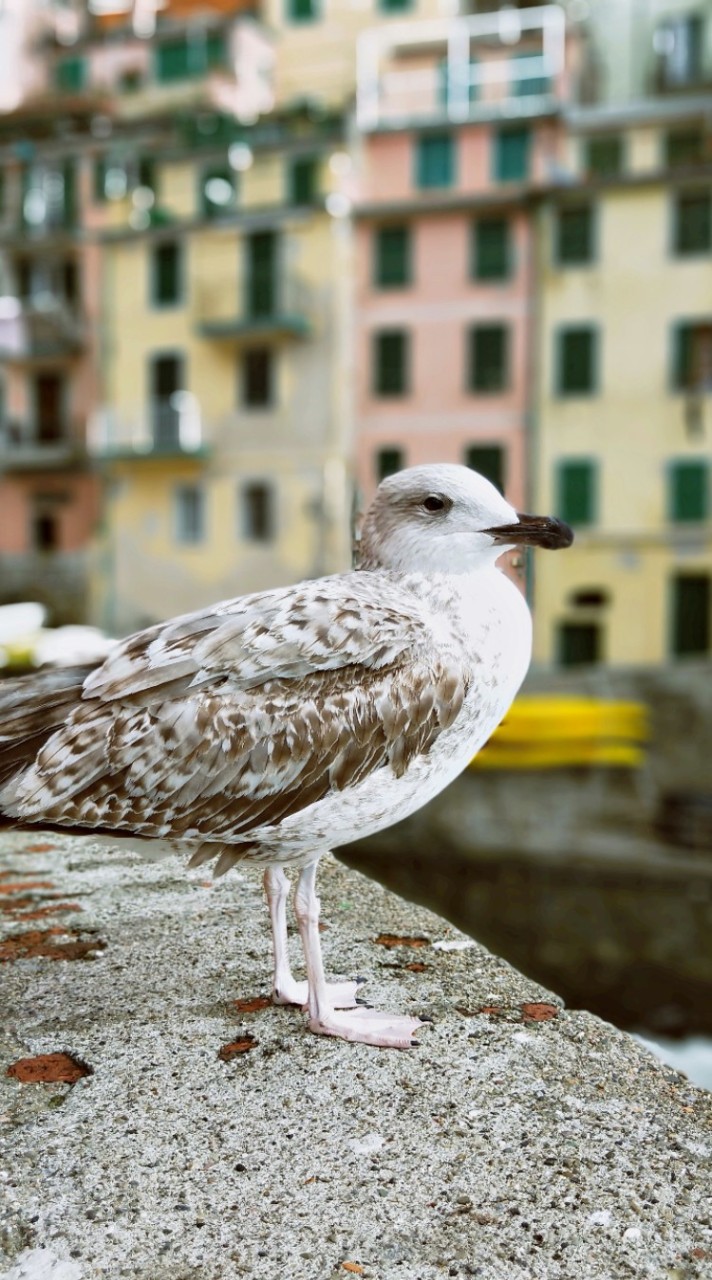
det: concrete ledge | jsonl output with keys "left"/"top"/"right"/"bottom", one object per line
{"left": 1, "top": 835, "right": 712, "bottom": 1280}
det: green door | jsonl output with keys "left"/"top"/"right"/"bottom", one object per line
{"left": 246, "top": 232, "right": 278, "bottom": 320}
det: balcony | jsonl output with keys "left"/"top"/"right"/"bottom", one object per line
{"left": 196, "top": 275, "right": 314, "bottom": 343}
{"left": 356, "top": 5, "right": 566, "bottom": 131}
{"left": 0, "top": 297, "right": 85, "bottom": 363}
{"left": 0, "top": 421, "right": 84, "bottom": 471}
{"left": 89, "top": 397, "right": 210, "bottom": 462}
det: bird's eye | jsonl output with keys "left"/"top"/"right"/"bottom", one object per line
{"left": 422, "top": 494, "right": 447, "bottom": 513}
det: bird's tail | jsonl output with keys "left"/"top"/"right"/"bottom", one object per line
{"left": 0, "top": 665, "right": 98, "bottom": 819}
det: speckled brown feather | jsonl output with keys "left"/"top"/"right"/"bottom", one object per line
{"left": 0, "top": 574, "right": 472, "bottom": 863}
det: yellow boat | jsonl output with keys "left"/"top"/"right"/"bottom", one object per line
{"left": 470, "top": 696, "right": 649, "bottom": 770}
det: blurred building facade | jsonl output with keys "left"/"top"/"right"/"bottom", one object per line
{"left": 351, "top": 5, "right": 573, "bottom": 509}
{"left": 0, "top": 0, "right": 710, "bottom": 663}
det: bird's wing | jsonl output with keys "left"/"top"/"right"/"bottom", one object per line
{"left": 2, "top": 574, "right": 472, "bottom": 842}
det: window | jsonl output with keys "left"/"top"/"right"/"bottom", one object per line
{"left": 655, "top": 15, "right": 704, "bottom": 90}
{"left": 665, "top": 128, "right": 705, "bottom": 169}
{"left": 288, "top": 156, "right": 318, "bottom": 206}
{"left": 671, "top": 574, "right": 710, "bottom": 656}
{"left": 155, "top": 30, "right": 226, "bottom": 82}
{"left": 287, "top": 0, "right": 317, "bottom": 22}
{"left": 242, "top": 482, "right": 275, "bottom": 541}
{"left": 669, "top": 461, "right": 708, "bottom": 522}
{"left": 31, "top": 510, "right": 60, "bottom": 552}
{"left": 175, "top": 485, "right": 205, "bottom": 545}
{"left": 557, "top": 459, "right": 597, "bottom": 526}
{"left": 493, "top": 126, "right": 530, "bottom": 183}
{"left": 511, "top": 51, "right": 550, "bottom": 97}
{"left": 55, "top": 56, "right": 86, "bottom": 93}
{"left": 374, "top": 226, "right": 411, "bottom": 288}
{"left": 583, "top": 135, "right": 623, "bottom": 177}
{"left": 472, "top": 217, "right": 510, "bottom": 281}
{"left": 373, "top": 330, "right": 409, "bottom": 396}
{"left": 151, "top": 241, "right": 182, "bottom": 307}
{"left": 376, "top": 448, "right": 404, "bottom": 481}
{"left": 201, "top": 166, "right": 236, "bottom": 219}
{"left": 672, "top": 321, "right": 712, "bottom": 391}
{"left": 415, "top": 134, "right": 455, "bottom": 190}
{"left": 242, "top": 347, "right": 274, "bottom": 408}
{"left": 557, "top": 326, "right": 597, "bottom": 395}
{"left": 33, "top": 372, "right": 66, "bottom": 444}
{"left": 464, "top": 445, "right": 506, "bottom": 494}
{"left": 246, "top": 231, "right": 278, "bottom": 319}
{"left": 468, "top": 324, "right": 509, "bottom": 393}
{"left": 150, "top": 353, "right": 184, "bottom": 447}
{"left": 137, "top": 157, "right": 157, "bottom": 194}
{"left": 558, "top": 622, "right": 601, "bottom": 667}
{"left": 556, "top": 204, "right": 594, "bottom": 266}
{"left": 673, "top": 192, "right": 711, "bottom": 255}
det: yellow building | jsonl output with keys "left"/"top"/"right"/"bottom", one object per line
{"left": 90, "top": 112, "right": 353, "bottom": 633}
{"left": 533, "top": 103, "right": 712, "bottom": 667}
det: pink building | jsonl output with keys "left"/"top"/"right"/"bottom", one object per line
{"left": 352, "top": 5, "right": 574, "bottom": 510}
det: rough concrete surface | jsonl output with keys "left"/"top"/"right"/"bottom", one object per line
{"left": 1, "top": 833, "right": 711, "bottom": 1280}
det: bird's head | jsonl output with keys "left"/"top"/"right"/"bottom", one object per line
{"left": 357, "top": 464, "right": 573, "bottom": 574}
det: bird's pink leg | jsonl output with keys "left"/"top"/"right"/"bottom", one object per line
{"left": 293, "top": 861, "right": 423, "bottom": 1048}
{"left": 263, "top": 866, "right": 360, "bottom": 1009}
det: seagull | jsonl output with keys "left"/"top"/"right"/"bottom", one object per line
{"left": 0, "top": 465, "right": 572, "bottom": 1048}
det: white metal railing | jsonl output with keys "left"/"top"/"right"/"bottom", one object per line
{"left": 357, "top": 5, "right": 566, "bottom": 130}
{"left": 89, "top": 396, "right": 205, "bottom": 457}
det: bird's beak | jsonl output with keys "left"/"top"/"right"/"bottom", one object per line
{"left": 484, "top": 513, "right": 574, "bottom": 550}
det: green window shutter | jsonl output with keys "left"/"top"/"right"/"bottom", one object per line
{"left": 558, "top": 460, "right": 596, "bottom": 526}
{"left": 0, "top": 167, "right": 5, "bottom": 217}
{"left": 56, "top": 56, "right": 86, "bottom": 93}
{"left": 242, "top": 347, "right": 274, "bottom": 408}
{"left": 375, "top": 226, "right": 411, "bottom": 288}
{"left": 155, "top": 36, "right": 191, "bottom": 83}
{"left": 374, "top": 330, "right": 409, "bottom": 396}
{"left": 670, "top": 322, "right": 712, "bottom": 391}
{"left": 62, "top": 159, "right": 77, "bottom": 228}
{"left": 665, "top": 129, "right": 705, "bottom": 168}
{"left": 416, "top": 134, "right": 455, "bottom": 190}
{"left": 674, "top": 193, "right": 711, "bottom": 255}
{"left": 558, "top": 327, "right": 596, "bottom": 395}
{"left": 556, "top": 205, "right": 594, "bottom": 266}
{"left": 469, "top": 324, "right": 509, "bottom": 393}
{"left": 671, "top": 574, "right": 710, "bottom": 655}
{"left": 379, "top": 0, "right": 413, "bottom": 11}
{"left": 376, "top": 448, "right": 404, "bottom": 481}
{"left": 287, "top": 0, "right": 317, "bottom": 23}
{"left": 472, "top": 217, "right": 510, "bottom": 280}
{"left": 201, "top": 166, "right": 236, "bottom": 219}
{"left": 242, "top": 482, "right": 275, "bottom": 542}
{"left": 152, "top": 242, "right": 181, "bottom": 307}
{"left": 175, "top": 485, "right": 205, "bottom": 544}
{"left": 669, "top": 461, "right": 707, "bottom": 522}
{"left": 494, "top": 126, "right": 530, "bottom": 182}
{"left": 94, "top": 157, "right": 107, "bottom": 203}
{"left": 584, "top": 136, "right": 623, "bottom": 177}
{"left": 511, "top": 51, "right": 550, "bottom": 97}
{"left": 137, "top": 157, "right": 157, "bottom": 194}
{"left": 246, "top": 230, "right": 278, "bottom": 318}
{"left": 673, "top": 324, "right": 693, "bottom": 389}
{"left": 289, "top": 156, "right": 318, "bottom": 206}
{"left": 205, "top": 29, "right": 226, "bottom": 69}
{"left": 464, "top": 445, "right": 506, "bottom": 494}
{"left": 558, "top": 622, "right": 601, "bottom": 667}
